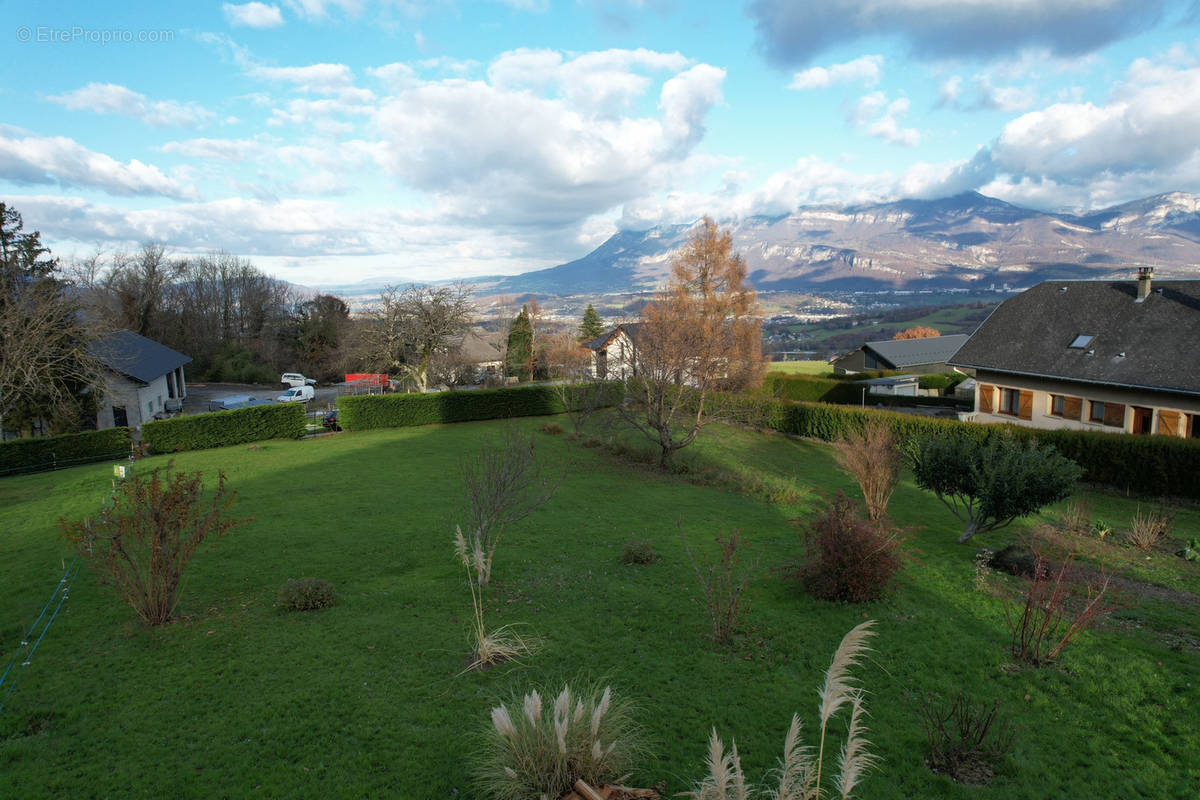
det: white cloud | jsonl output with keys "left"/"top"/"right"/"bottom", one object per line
{"left": 47, "top": 83, "right": 214, "bottom": 128}
{"left": 249, "top": 62, "right": 358, "bottom": 93}
{"left": 850, "top": 92, "right": 920, "bottom": 146}
{"left": 368, "top": 62, "right": 420, "bottom": 91}
{"left": 371, "top": 49, "right": 726, "bottom": 226}
{"left": 789, "top": 55, "right": 883, "bottom": 89}
{"left": 938, "top": 74, "right": 1037, "bottom": 111}
{"left": 0, "top": 133, "right": 196, "bottom": 199}
{"left": 283, "top": 0, "right": 365, "bottom": 20}
{"left": 223, "top": 2, "right": 285, "bottom": 28}
{"left": 161, "top": 137, "right": 268, "bottom": 162}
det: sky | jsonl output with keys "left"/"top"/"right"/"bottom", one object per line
{"left": 2, "top": 0, "right": 1199, "bottom": 287}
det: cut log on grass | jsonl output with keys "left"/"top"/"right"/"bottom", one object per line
{"left": 572, "top": 780, "right": 606, "bottom": 800}
{"left": 562, "top": 783, "right": 661, "bottom": 800}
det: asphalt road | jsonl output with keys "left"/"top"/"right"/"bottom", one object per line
{"left": 181, "top": 382, "right": 340, "bottom": 415}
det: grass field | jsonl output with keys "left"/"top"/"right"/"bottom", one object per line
{"left": 791, "top": 305, "right": 994, "bottom": 343}
{"left": 2, "top": 416, "right": 1198, "bottom": 798}
{"left": 763, "top": 360, "right": 833, "bottom": 376}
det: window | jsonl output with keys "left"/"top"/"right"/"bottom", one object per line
{"left": 999, "top": 388, "right": 1020, "bottom": 415}
{"left": 147, "top": 401, "right": 154, "bottom": 415}
{"left": 1089, "top": 401, "right": 1105, "bottom": 422}
{"left": 1050, "top": 395, "right": 1065, "bottom": 416}
{"left": 1191, "top": 415, "right": 1200, "bottom": 439}
{"left": 1069, "top": 334, "right": 1095, "bottom": 349}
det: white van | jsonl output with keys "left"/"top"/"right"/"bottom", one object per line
{"left": 281, "top": 373, "right": 317, "bottom": 387}
{"left": 276, "top": 385, "right": 316, "bottom": 403}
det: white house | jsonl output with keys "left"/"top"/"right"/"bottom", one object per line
{"left": 93, "top": 330, "right": 191, "bottom": 429}
{"left": 583, "top": 324, "right": 639, "bottom": 380}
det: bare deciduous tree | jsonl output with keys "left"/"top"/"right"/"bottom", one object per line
{"left": 357, "top": 284, "right": 475, "bottom": 392}
{"left": 544, "top": 331, "right": 610, "bottom": 436}
{"left": 619, "top": 217, "right": 763, "bottom": 468}
{"left": 460, "top": 427, "right": 560, "bottom": 587}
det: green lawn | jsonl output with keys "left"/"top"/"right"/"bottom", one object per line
{"left": 2, "top": 417, "right": 1198, "bottom": 798}
{"left": 763, "top": 359, "right": 833, "bottom": 376}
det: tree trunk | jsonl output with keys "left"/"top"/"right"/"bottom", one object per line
{"left": 958, "top": 520, "right": 979, "bottom": 543}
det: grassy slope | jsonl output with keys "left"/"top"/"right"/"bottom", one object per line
{"left": 1, "top": 419, "right": 1198, "bottom": 798}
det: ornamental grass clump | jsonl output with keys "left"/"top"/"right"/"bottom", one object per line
{"left": 831, "top": 419, "right": 900, "bottom": 521}
{"left": 683, "top": 621, "right": 878, "bottom": 800}
{"left": 474, "top": 682, "right": 644, "bottom": 800}
{"left": 454, "top": 526, "right": 537, "bottom": 670}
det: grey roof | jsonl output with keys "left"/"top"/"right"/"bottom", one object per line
{"left": 949, "top": 279, "right": 1200, "bottom": 396}
{"left": 862, "top": 333, "right": 971, "bottom": 369}
{"left": 93, "top": 329, "right": 191, "bottom": 384}
{"left": 584, "top": 323, "right": 641, "bottom": 351}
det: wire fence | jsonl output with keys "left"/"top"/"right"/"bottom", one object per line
{"left": 0, "top": 449, "right": 133, "bottom": 479}
{"left": 0, "top": 559, "right": 82, "bottom": 713}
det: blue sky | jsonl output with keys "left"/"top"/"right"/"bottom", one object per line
{"left": 2, "top": 1, "right": 1199, "bottom": 286}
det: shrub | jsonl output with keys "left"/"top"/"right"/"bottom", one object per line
{"left": 796, "top": 493, "right": 907, "bottom": 603}
{"left": 907, "top": 432, "right": 1083, "bottom": 542}
{"left": 59, "top": 462, "right": 243, "bottom": 625}
{"left": 541, "top": 421, "right": 564, "bottom": 435}
{"left": 684, "top": 529, "right": 752, "bottom": 646}
{"left": 277, "top": 578, "right": 337, "bottom": 611}
{"left": 918, "top": 692, "right": 1016, "bottom": 785}
{"left": 0, "top": 427, "right": 132, "bottom": 476}
{"left": 1126, "top": 505, "right": 1171, "bottom": 552}
{"left": 620, "top": 540, "right": 659, "bottom": 565}
{"left": 760, "top": 373, "right": 861, "bottom": 404}
{"left": 831, "top": 419, "right": 900, "bottom": 521}
{"left": 1058, "top": 499, "right": 1092, "bottom": 536}
{"left": 683, "top": 621, "right": 877, "bottom": 800}
{"left": 460, "top": 428, "right": 560, "bottom": 588}
{"left": 141, "top": 403, "right": 305, "bottom": 454}
{"left": 1005, "top": 531, "right": 1120, "bottom": 666}
{"left": 474, "top": 682, "right": 644, "bottom": 800}
{"left": 1178, "top": 537, "right": 1200, "bottom": 562}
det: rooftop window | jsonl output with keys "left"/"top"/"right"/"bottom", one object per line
{"left": 1069, "top": 334, "right": 1095, "bottom": 349}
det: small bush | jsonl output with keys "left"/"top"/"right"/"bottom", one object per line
{"left": 919, "top": 692, "right": 1016, "bottom": 785}
{"left": 1058, "top": 499, "right": 1092, "bottom": 536}
{"left": 1126, "top": 505, "right": 1171, "bottom": 552}
{"left": 797, "top": 493, "right": 907, "bottom": 603}
{"left": 277, "top": 578, "right": 337, "bottom": 611}
{"left": 832, "top": 419, "right": 900, "bottom": 521}
{"left": 1005, "top": 530, "right": 1120, "bottom": 666}
{"left": 60, "top": 462, "right": 243, "bottom": 625}
{"left": 620, "top": 540, "right": 659, "bottom": 565}
{"left": 541, "top": 421, "right": 564, "bottom": 435}
{"left": 989, "top": 545, "right": 1034, "bottom": 578}
{"left": 684, "top": 529, "right": 752, "bottom": 646}
{"left": 474, "top": 682, "right": 644, "bottom": 800}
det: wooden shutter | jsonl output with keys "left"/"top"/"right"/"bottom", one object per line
{"left": 1104, "top": 402, "right": 1126, "bottom": 428}
{"left": 979, "top": 384, "right": 994, "bottom": 414}
{"left": 1018, "top": 390, "right": 1033, "bottom": 420}
{"left": 1063, "top": 396, "right": 1082, "bottom": 420}
{"left": 1158, "top": 410, "right": 1181, "bottom": 437}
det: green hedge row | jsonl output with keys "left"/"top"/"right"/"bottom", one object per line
{"left": 760, "top": 373, "right": 862, "bottom": 403}
{"left": 0, "top": 427, "right": 133, "bottom": 476}
{"left": 141, "top": 403, "right": 306, "bottom": 454}
{"left": 711, "top": 392, "right": 1200, "bottom": 499}
{"left": 337, "top": 384, "right": 622, "bottom": 431}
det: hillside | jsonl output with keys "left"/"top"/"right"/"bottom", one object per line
{"left": 476, "top": 192, "right": 1200, "bottom": 295}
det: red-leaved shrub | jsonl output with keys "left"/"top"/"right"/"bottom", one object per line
{"left": 797, "top": 492, "right": 907, "bottom": 603}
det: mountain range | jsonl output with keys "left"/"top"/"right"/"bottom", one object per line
{"left": 466, "top": 191, "right": 1200, "bottom": 296}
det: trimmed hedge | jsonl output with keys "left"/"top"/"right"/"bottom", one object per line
{"left": 337, "top": 384, "right": 616, "bottom": 431}
{"left": 141, "top": 403, "right": 306, "bottom": 454}
{"left": 760, "top": 373, "right": 862, "bottom": 404}
{"left": 711, "top": 391, "right": 1200, "bottom": 500}
{"left": 0, "top": 427, "right": 133, "bottom": 476}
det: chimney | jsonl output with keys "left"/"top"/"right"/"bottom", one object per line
{"left": 1136, "top": 267, "right": 1153, "bottom": 302}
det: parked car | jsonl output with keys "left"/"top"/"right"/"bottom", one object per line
{"left": 276, "top": 385, "right": 316, "bottom": 403}
{"left": 281, "top": 372, "right": 317, "bottom": 387}
{"left": 322, "top": 408, "right": 340, "bottom": 431}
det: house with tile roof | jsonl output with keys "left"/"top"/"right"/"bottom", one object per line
{"left": 833, "top": 333, "right": 970, "bottom": 375}
{"left": 583, "top": 323, "right": 640, "bottom": 380}
{"left": 92, "top": 329, "right": 191, "bottom": 429}
{"left": 948, "top": 269, "right": 1200, "bottom": 437}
